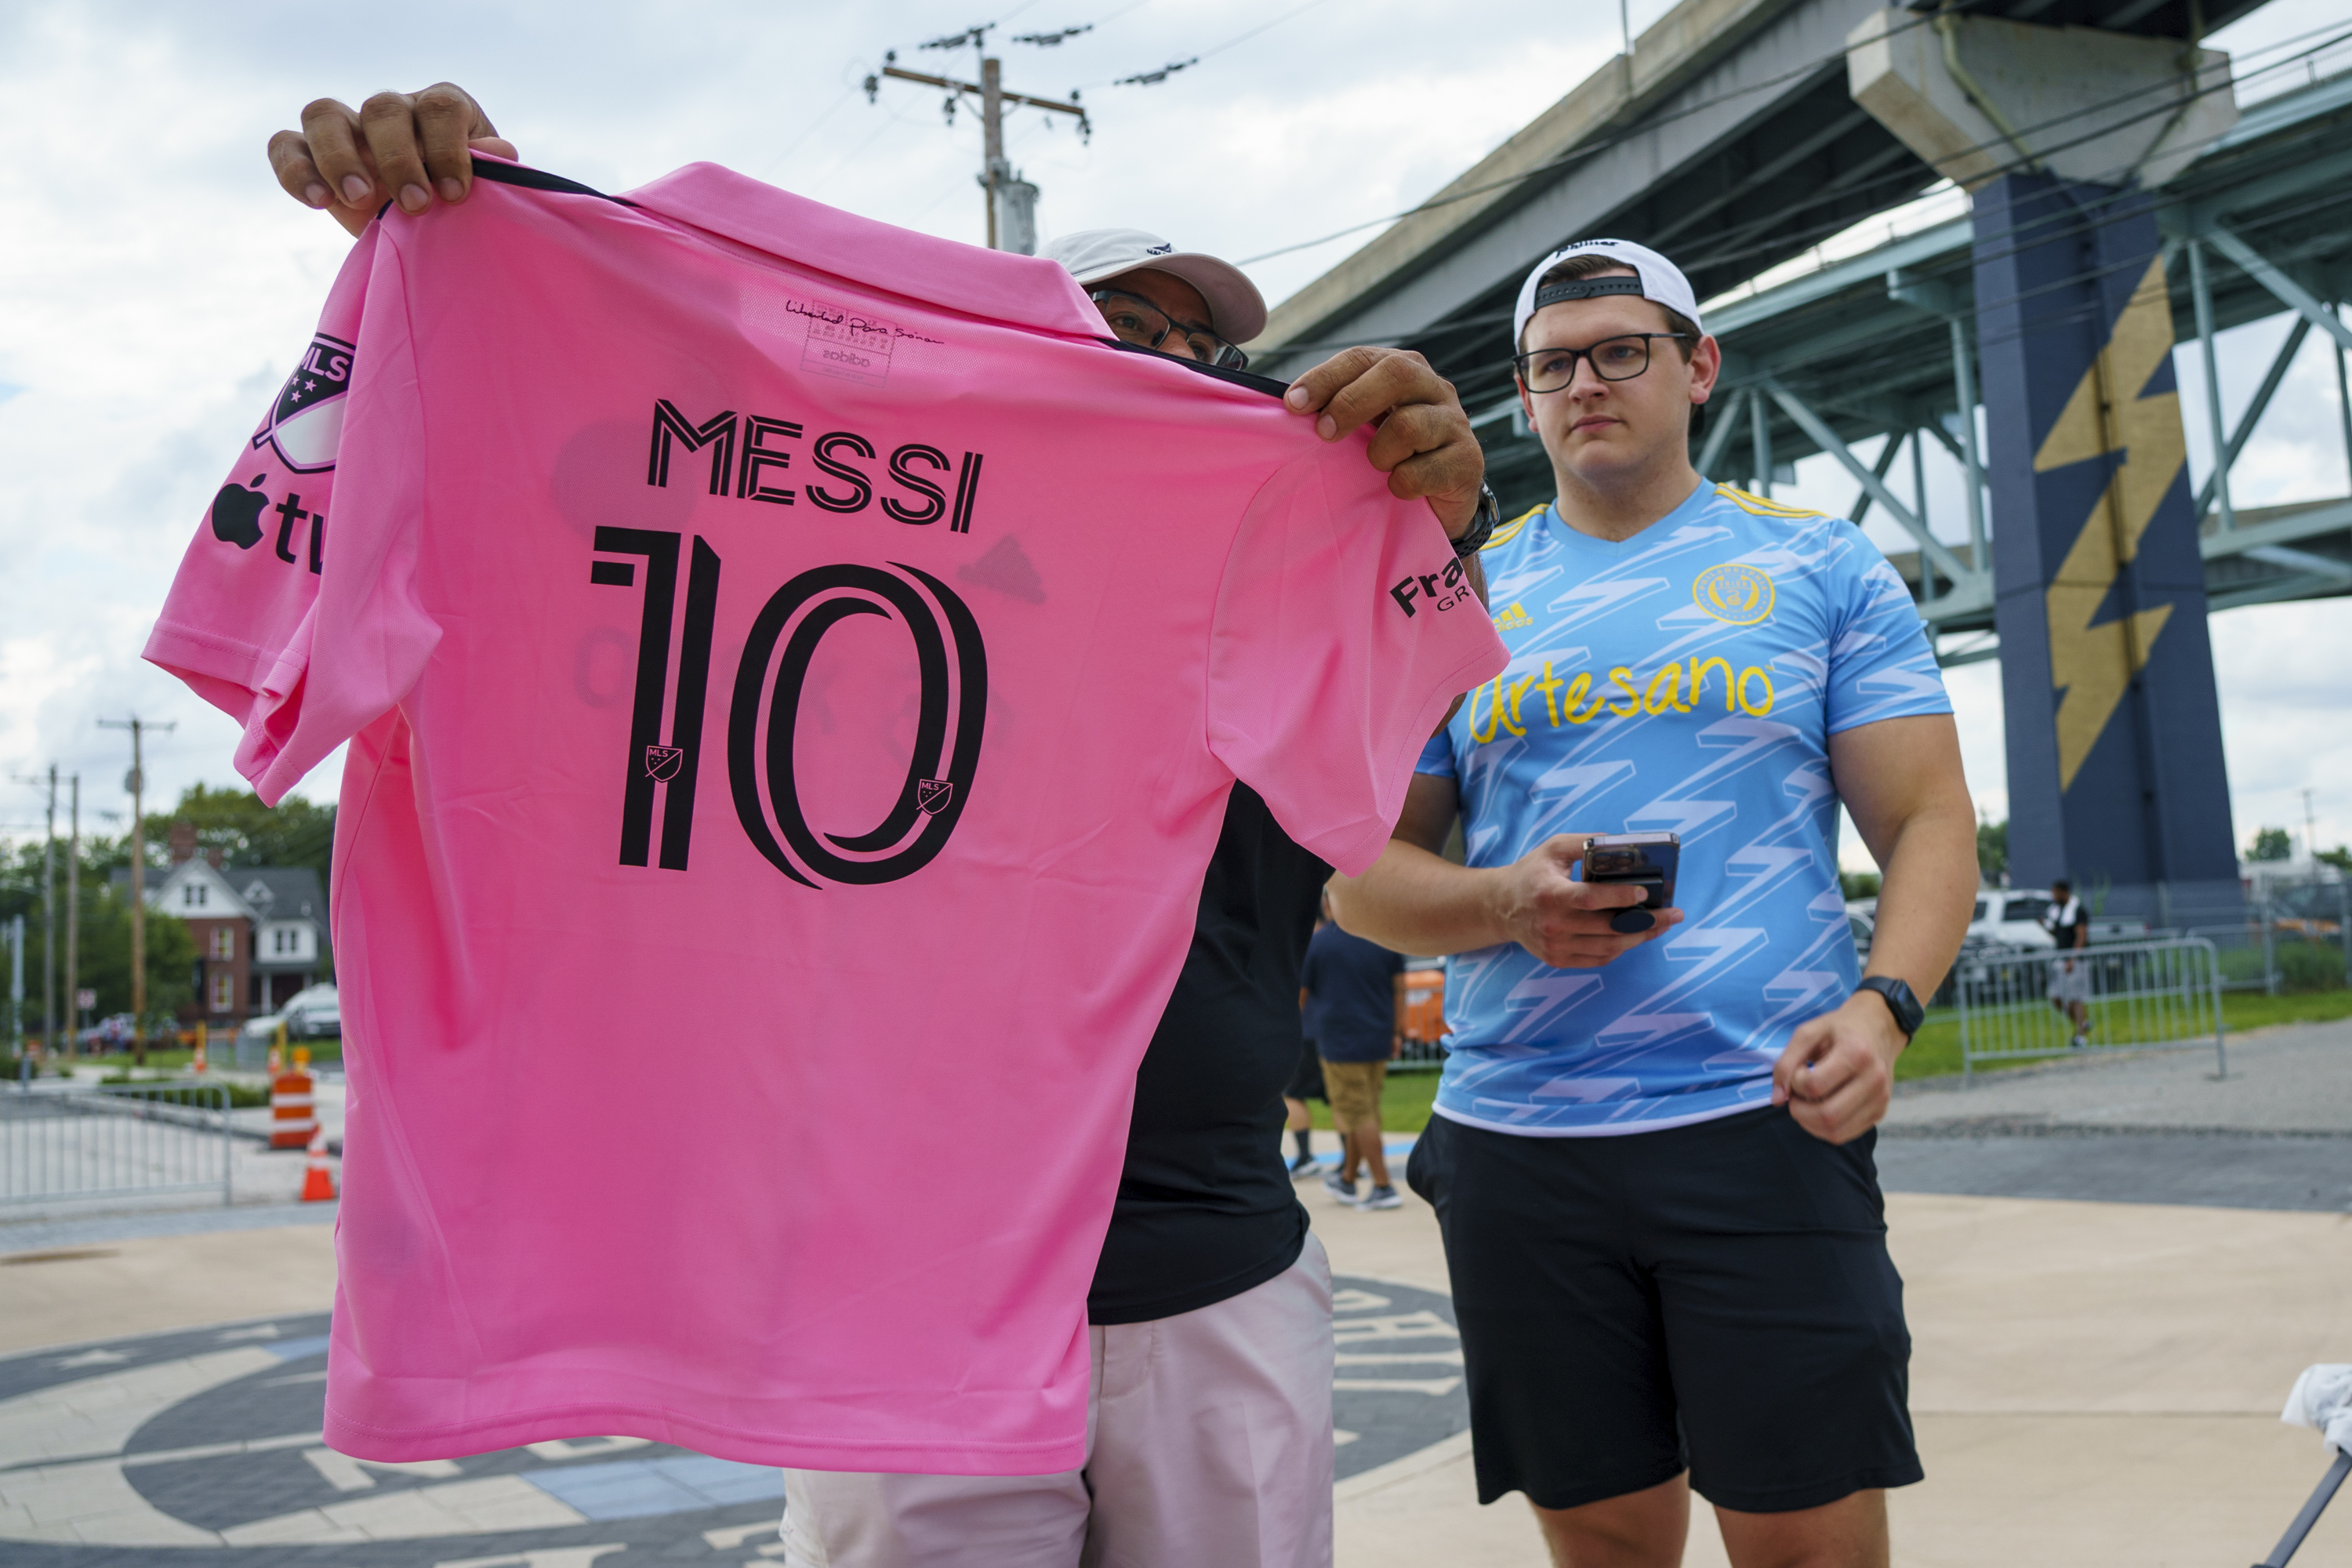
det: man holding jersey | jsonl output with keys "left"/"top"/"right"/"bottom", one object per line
{"left": 264, "top": 84, "right": 1494, "bottom": 1568}
{"left": 1333, "top": 241, "right": 1977, "bottom": 1568}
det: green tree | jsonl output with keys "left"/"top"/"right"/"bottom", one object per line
{"left": 1838, "top": 870, "right": 1882, "bottom": 901}
{"left": 2318, "top": 844, "right": 2351, "bottom": 873}
{"left": 146, "top": 783, "right": 335, "bottom": 887}
{"left": 2248, "top": 826, "right": 2292, "bottom": 862}
{"left": 1976, "top": 817, "right": 2008, "bottom": 881}
{"left": 78, "top": 893, "right": 194, "bottom": 1031}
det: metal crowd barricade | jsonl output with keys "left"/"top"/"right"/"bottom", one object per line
{"left": 1956, "top": 936, "right": 2227, "bottom": 1083}
{"left": 0, "top": 1081, "right": 234, "bottom": 1207}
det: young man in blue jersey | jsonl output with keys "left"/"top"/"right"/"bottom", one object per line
{"left": 1332, "top": 241, "right": 1978, "bottom": 1568}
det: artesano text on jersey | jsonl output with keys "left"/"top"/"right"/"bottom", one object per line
{"left": 1417, "top": 483, "right": 1949, "bottom": 1136}
{"left": 147, "top": 161, "right": 1504, "bottom": 1473}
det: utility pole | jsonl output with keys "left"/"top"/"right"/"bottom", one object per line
{"left": 2305, "top": 787, "right": 2319, "bottom": 867}
{"left": 865, "top": 25, "right": 1088, "bottom": 255}
{"left": 39, "top": 766, "right": 54, "bottom": 1051}
{"left": 98, "top": 717, "right": 172, "bottom": 1065}
{"left": 12, "top": 766, "right": 56, "bottom": 1051}
{"left": 65, "top": 774, "right": 79, "bottom": 1057}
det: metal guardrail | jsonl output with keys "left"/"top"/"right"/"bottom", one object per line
{"left": 0, "top": 1081, "right": 234, "bottom": 1207}
{"left": 1956, "top": 936, "right": 2227, "bottom": 1083}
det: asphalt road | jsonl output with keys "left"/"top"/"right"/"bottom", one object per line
{"left": 1878, "top": 1014, "right": 2352, "bottom": 1212}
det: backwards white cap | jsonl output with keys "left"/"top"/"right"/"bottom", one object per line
{"left": 1512, "top": 238, "right": 1704, "bottom": 348}
{"left": 1040, "top": 227, "right": 1268, "bottom": 345}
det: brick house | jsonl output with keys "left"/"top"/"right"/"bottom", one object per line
{"left": 113, "top": 823, "right": 331, "bottom": 1028}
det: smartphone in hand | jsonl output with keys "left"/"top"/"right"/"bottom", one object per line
{"left": 1582, "top": 832, "right": 1680, "bottom": 935}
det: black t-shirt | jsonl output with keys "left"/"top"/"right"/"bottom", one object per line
{"left": 1087, "top": 782, "right": 1327, "bottom": 1325}
{"left": 2047, "top": 895, "right": 2089, "bottom": 949}
{"left": 1301, "top": 922, "right": 1404, "bottom": 1062}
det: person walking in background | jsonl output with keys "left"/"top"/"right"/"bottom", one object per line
{"left": 1282, "top": 1039, "right": 1325, "bottom": 1177}
{"left": 1301, "top": 898, "right": 1407, "bottom": 1210}
{"left": 2043, "top": 877, "right": 2092, "bottom": 1047}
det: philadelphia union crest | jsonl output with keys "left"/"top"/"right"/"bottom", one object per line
{"left": 252, "top": 332, "right": 354, "bottom": 474}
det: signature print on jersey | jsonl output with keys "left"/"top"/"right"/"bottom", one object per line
{"left": 590, "top": 532, "right": 986, "bottom": 889}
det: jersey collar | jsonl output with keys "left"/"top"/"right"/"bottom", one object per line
{"left": 622, "top": 162, "right": 1105, "bottom": 341}
{"left": 1540, "top": 475, "right": 1714, "bottom": 551}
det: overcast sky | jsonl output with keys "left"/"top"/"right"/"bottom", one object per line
{"left": 2, "top": 0, "right": 2348, "bottom": 872}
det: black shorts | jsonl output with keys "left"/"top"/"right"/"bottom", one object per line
{"left": 1284, "top": 1039, "right": 1325, "bottom": 1102}
{"left": 1407, "top": 1107, "right": 1921, "bottom": 1515}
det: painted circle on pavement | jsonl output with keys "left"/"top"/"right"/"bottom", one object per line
{"left": 0, "top": 1276, "right": 1461, "bottom": 1565}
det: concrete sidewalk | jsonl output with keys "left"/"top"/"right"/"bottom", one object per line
{"left": 5, "top": 1026, "right": 2350, "bottom": 1567}
{"left": 1308, "top": 1180, "right": 2352, "bottom": 1568}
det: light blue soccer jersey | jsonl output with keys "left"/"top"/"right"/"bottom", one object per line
{"left": 1418, "top": 480, "right": 1951, "bottom": 1135}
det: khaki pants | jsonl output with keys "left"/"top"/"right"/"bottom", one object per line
{"left": 781, "top": 1234, "right": 1335, "bottom": 1568}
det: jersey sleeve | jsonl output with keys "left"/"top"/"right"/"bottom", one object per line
{"left": 1204, "top": 445, "right": 1507, "bottom": 877}
{"left": 143, "top": 227, "right": 440, "bottom": 805}
{"left": 1414, "top": 731, "right": 1460, "bottom": 781}
{"left": 1821, "top": 520, "right": 1952, "bottom": 736}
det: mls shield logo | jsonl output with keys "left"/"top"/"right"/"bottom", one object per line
{"left": 252, "top": 332, "right": 355, "bottom": 474}
{"left": 644, "top": 746, "right": 684, "bottom": 781}
{"left": 916, "top": 779, "right": 953, "bottom": 815}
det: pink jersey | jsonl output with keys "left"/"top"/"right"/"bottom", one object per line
{"left": 146, "top": 160, "right": 1504, "bottom": 1474}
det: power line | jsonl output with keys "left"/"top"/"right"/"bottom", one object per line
{"left": 1102, "top": 0, "right": 1337, "bottom": 89}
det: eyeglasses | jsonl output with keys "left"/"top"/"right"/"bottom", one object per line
{"left": 1512, "top": 334, "right": 1690, "bottom": 394}
{"left": 1090, "top": 289, "right": 1250, "bottom": 371}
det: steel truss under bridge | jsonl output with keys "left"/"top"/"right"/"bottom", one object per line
{"left": 1626, "top": 69, "right": 2352, "bottom": 666}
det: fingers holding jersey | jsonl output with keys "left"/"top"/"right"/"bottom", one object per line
{"left": 1284, "top": 347, "right": 1483, "bottom": 534}
{"left": 1494, "top": 833, "right": 1682, "bottom": 968}
{"left": 274, "top": 85, "right": 510, "bottom": 238}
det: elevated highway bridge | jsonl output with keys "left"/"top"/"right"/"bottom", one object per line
{"left": 1249, "top": 0, "right": 2352, "bottom": 669}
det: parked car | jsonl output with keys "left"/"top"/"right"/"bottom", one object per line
{"left": 248, "top": 984, "right": 342, "bottom": 1041}
{"left": 78, "top": 1013, "right": 137, "bottom": 1051}
{"left": 1968, "top": 890, "right": 2056, "bottom": 951}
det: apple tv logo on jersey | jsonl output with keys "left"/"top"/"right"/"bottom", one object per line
{"left": 211, "top": 474, "right": 269, "bottom": 550}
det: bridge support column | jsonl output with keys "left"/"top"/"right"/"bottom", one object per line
{"left": 1973, "top": 173, "right": 2241, "bottom": 921}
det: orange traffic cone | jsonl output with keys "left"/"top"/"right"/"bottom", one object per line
{"left": 301, "top": 1127, "right": 336, "bottom": 1203}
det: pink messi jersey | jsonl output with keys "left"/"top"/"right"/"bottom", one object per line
{"left": 146, "top": 160, "right": 1504, "bottom": 1473}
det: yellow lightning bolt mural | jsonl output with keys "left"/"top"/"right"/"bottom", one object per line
{"left": 2032, "top": 256, "right": 2187, "bottom": 790}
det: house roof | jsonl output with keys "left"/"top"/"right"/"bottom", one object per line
{"left": 232, "top": 867, "right": 327, "bottom": 924}
{"left": 111, "top": 862, "right": 329, "bottom": 936}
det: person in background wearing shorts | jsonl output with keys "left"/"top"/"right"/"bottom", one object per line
{"left": 265, "top": 84, "right": 1497, "bottom": 1568}
{"left": 2043, "top": 878, "right": 2092, "bottom": 1047}
{"left": 1331, "top": 239, "right": 1978, "bottom": 1568}
{"left": 1301, "top": 897, "right": 1408, "bottom": 1209}
{"left": 1283, "top": 1038, "right": 1326, "bottom": 1176}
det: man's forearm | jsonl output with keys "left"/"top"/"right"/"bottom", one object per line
{"left": 1860, "top": 802, "right": 1976, "bottom": 1001}
{"left": 1330, "top": 841, "right": 1506, "bottom": 956}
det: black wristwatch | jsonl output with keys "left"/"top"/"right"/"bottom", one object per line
{"left": 1451, "top": 482, "right": 1500, "bottom": 558}
{"left": 1856, "top": 976, "right": 1922, "bottom": 1040}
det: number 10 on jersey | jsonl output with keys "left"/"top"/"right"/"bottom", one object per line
{"left": 589, "top": 531, "right": 987, "bottom": 887}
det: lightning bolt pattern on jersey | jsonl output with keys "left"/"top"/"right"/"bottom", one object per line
{"left": 1416, "top": 482, "right": 1952, "bottom": 1136}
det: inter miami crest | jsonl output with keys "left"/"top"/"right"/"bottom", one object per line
{"left": 251, "top": 332, "right": 354, "bottom": 474}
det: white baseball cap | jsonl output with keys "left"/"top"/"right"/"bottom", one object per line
{"left": 1041, "top": 228, "right": 1268, "bottom": 345}
{"left": 1512, "top": 238, "right": 1704, "bottom": 349}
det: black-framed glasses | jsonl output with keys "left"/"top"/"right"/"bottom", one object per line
{"left": 1090, "top": 289, "right": 1250, "bottom": 371}
{"left": 1512, "top": 333, "right": 1690, "bottom": 393}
